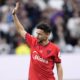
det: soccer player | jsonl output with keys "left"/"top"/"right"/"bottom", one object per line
{"left": 12, "top": 2, "right": 63, "bottom": 80}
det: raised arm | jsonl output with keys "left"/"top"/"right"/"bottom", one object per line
{"left": 12, "top": 2, "right": 27, "bottom": 39}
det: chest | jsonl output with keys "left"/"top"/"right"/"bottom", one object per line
{"left": 30, "top": 44, "right": 56, "bottom": 64}
{"left": 32, "top": 44, "right": 52, "bottom": 57}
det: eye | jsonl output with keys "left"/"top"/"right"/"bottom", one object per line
{"left": 37, "top": 32, "right": 41, "bottom": 35}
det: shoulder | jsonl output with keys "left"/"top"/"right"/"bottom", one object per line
{"left": 49, "top": 42, "right": 60, "bottom": 52}
{"left": 25, "top": 33, "right": 37, "bottom": 40}
{"left": 25, "top": 33, "right": 37, "bottom": 46}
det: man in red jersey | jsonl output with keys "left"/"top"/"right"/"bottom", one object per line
{"left": 12, "top": 2, "right": 63, "bottom": 80}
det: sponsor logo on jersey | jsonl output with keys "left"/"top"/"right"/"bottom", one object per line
{"left": 32, "top": 51, "right": 48, "bottom": 64}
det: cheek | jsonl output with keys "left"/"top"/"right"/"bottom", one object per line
{"left": 39, "top": 35, "right": 43, "bottom": 39}
{"left": 41, "top": 35, "right": 47, "bottom": 39}
{"left": 37, "top": 35, "right": 42, "bottom": 39}
{"left": 37, "top": 34, "right": 47, "bottom": 39}
{"left": 38, "top": 35, "right": 44, "bottom": 39}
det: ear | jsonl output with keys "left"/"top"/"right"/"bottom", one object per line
{"left": 47, "top": 33, "right": 50, "bottom": 36}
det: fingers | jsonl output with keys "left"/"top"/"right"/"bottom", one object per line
{"left": 12, "top": 2, "right": 19, "bottom": 15}
{"left": 16, "top": 2, "right": 19, "bottom": 10}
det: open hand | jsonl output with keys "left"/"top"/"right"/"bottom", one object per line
{"left": 12, "top": 2, "right": 19, "bottom": 15}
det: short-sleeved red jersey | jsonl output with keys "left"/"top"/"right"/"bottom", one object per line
{"left": 25, "top": 33, "right": 61, "bottom": 80}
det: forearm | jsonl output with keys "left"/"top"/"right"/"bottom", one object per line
{"left": 57, "top": 66, "right": 63, "bottom": 80}
{"left": 13, "top": 14, "right": 25, "bottom": 33}
{"left": 12, "top": 2, "right": 27, "bottom": 38}
{"left": 56, "top": 63, "right": 63, "bottom": 80}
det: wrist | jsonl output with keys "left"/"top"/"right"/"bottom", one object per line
{"left": 12, "top": 12, "right": 16, "bottom": 15}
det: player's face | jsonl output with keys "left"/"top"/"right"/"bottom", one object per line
{"left": 36, "top": 29, "right": 49, "bottom": 43}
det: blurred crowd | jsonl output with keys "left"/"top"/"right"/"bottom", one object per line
{"left": 0, "top": 0, "right": 80, "bottom": 55}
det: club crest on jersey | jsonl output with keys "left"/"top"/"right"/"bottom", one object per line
{"left": 47, "top": 50, "right": 51, "bottom": 54}
{"left": 32, "top": 51, "right": 48, "bottom": 64}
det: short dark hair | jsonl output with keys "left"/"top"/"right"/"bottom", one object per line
{"left": 36, "top": 22, "right": 51, "bottom": 33}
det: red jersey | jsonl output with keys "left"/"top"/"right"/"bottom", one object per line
{"left": 25, "top": 33, "right": 61, "bottom": 80}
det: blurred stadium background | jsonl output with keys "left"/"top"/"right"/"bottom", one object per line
{"left": 0, "top": 0, "right": 80, "bottom": 80}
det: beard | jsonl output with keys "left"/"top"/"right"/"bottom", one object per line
{"left": 37, "top": 38, "right": 44, "bottom": 44}
{"left": 37, "top": 37, "right": 47, "bottom": 44}
{"left": 37, "top": 39, "right": 43, "bottom": 43}
{"left": 38, "top": 40, "right": 43, "bottom": 44}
